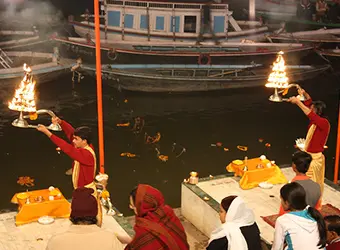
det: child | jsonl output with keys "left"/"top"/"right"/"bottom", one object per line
{"left": 272, "top": 182, "right": 327, "bottom": 250}
{"left": 324, "top": 215, "right": 340, "bottom": 250}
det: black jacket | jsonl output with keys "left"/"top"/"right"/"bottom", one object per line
{"left": 206, "top": 223, "right": 262, "bottom": 250}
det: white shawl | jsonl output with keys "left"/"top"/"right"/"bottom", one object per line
{"left": 208, "top": 197, "right": 255, "bottom": 250}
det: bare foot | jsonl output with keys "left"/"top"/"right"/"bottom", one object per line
{"left": 65, "top": 168, "right": 73, "bottom": 175}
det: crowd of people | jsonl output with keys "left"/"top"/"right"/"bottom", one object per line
{"left": 35, "top": 86, "right": 337, "bottom": 249}
{"left": 297, "top": 0, "right": 340, "bottom": 23}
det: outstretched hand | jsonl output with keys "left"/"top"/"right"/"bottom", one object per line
{"left": 287, "top": 96, "right": 300, "bottom": 104}
{"left": 36, "top": 124, "right": 52, "bottom": 137}
{"left": 52, "top": 116, "right": 61, "bottom": 125}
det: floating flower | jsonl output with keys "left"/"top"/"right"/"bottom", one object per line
{"left": 17, "top": 176, "right": 35, "bottom": 187}
{"left": 116, "top": 122, "right": 130, "bottom": 127}
{"left": 265, "top": 143, "right": 271, "bottom": 148}
{"left": 258, "top": 138, "right": 264, "bottom": 143}
{"left": 223, "top": 148, "right": 229, "bottom": 152}
{"left": 237, "top": 145, "right": 248, "bottom": 151}
{"left": 216, "top": 142, "right": 222, "bottom": 147}
{"left": 158, "top": 155, "right": 168, "bottom": 162}
{"left": 120, "top": 152, "right": 137, "bottom": 158}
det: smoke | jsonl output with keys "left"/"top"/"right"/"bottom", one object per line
{"left": 0, "top": 0, "right": 64, "bottom": 29}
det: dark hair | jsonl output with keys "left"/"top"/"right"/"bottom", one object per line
{"left": 130, "top": 186, "right": 138, "bottom": 203}
{"left": 312, "top": 101, "right": 326, "bottom": 117}
{"left": 324, "top": 215, "right": 340, "bottom": 235}
{"left": 280, "top": 182, "right": 326, "bottom": 248}
{"left": 292, "top": 151, "right": 312, "bottom": 174}
{"left": 70, "top": 216, "right": 97, "bottom": 225}
{"left": 74, "top": 126, "right": 92, "bottom": 144}
{"left": 221, "top": 195, "right": 237, "bottom": 212}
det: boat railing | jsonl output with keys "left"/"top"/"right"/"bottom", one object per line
{"left": 106, "top": 0, "right": 227, "bottom": 10}
{"left": 0, "top": 48, "right": 13, "bottom": 69}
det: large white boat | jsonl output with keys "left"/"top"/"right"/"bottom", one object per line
{"left": 70, "top": 0, "right": 272, "bottom": 43}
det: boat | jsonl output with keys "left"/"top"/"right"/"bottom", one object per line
{"left": 268, "top": 28, "right": 340, "bottom": 43}
{"left": 54, "top": 36, "right": 314, "bottom": 65}
{"left": 78, "top": 63, "right": 330, "bottom": 93}
{"left": 70, "top": 0, "right": 275, "bottom": 44}
{"left": 0, "top": 50, "right": 74, "bottom": 84}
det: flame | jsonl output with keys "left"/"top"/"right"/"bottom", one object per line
{"left": 265, "top": 51, "right": 289, "bottom": 89}
{"left": 8, "top": 64, "right": 36, "bottom": 112}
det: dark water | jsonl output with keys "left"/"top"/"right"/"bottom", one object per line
{"left": 1, "top": 66, "right": 339, "bottom": 215}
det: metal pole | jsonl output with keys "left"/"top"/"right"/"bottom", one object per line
{"left": 249, "top": 0, "right": 255, "bottom": 21}
{"left": 334, "top": 90, "right": 340, "bottom": 184}
{"left": 94, "top": 0, "right": 105, "bottom": 174}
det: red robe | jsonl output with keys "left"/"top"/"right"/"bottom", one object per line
{"left": 50, "top": 120, "right": 95, "bottom": 188}
{"left": 125, "top": 184, "right": 189, "bottom": 250}
{"left": 303, "top": 99, "right": 330, "bottom": 153}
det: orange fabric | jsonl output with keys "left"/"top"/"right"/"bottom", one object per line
{"left": 226, "top": 158, "right": 288, "bottom": 190}
{"left": 11, "top": 188, "right": 71, "bottom": 226}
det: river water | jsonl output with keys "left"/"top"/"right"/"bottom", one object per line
{"left": 0, "top": 66, "right": 339, "bottom": 215}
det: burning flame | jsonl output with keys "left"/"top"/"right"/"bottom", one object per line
{"left": 8, "top": 64, "right": 37, "bottom": 112}
{"left": 265, "top": 51, "right": 289, "bottom": 89}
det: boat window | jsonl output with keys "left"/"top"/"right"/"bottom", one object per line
{"left": 184, "top": 16, "right": 197, "bottom": 33}
{"left": 174, "top": 70, "right": 193, "bottom": 77}
{"left": 140, "top": 15, "right": 148, "bottom": 29}
{"left": 108, "top": 11, "right": 121, "bottom": 27}
{"left": 213, "top": 16, "right": 225, "bottom": 33}
{"left": 156, "top": 16, "right": 165, "bottom": 30}
{"left": 124, "top": 14, "right": 134, "bottom": 28}
{"left": 170, "top": 16, "right": 180, "bottom": 33}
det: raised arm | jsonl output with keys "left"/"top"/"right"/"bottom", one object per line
{"left": 52, "top": 117, "right": 75, "bottom": 142}
{"left": 36, "top": 124, "right": 94, "bottom": 166}
{"left": 50, "top": 134, "right": 94, "bottom": 166}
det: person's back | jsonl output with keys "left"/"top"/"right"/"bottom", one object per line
{"left": 275, "top": 211, "right": 321, "bottom": 250}
{"left": 46, "top": 225, "right": 122, "bottom": 250}
{"left": 295, "top": 178, "right": 321, "bottom": 207}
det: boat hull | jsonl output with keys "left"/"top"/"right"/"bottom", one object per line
{"left": 81, "top": 64, "right": 330, "bottom": 93}
{"left": 56, "top": 38, "right": 313, "bottom": 65}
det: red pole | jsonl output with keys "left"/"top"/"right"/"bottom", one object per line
{"left": 334, "top": 101, "right": 340, "bottom": 184}
{"left": 94, "top": 0, "right": 105, "bottom": 174}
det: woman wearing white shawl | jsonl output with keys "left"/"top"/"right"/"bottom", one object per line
{"left": 207, "top": 196, "right": 262, "bottom": 250}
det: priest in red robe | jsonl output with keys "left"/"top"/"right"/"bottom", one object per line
{"left": 36, "top": 117, "right": 102, "bottom": 226}
{"left": 288, "top": 88, "right": 330, "bottom": 194}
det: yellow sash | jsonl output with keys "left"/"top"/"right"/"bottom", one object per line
{"left": 72, "top": 145, "right": 97, "bottom": 190}
{"left": 304, "top": 124, "right": 316, "bottom": 152}
{"left": 304, "top": 124, "right": 326, "bottom": 194}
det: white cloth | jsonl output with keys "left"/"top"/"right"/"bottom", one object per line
{"left": 208, "top": 197, "right": 255, "bottom": 250}
{"left": 271, "top": 209, "right": 323, "bottom": 250}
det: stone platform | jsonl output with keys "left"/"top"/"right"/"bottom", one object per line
{"left": 181, "top": 167, "right": 340, "bottom": 246}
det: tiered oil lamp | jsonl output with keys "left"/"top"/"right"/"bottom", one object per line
{"left": 266, "top": 51, "right": 306, "bottom": 102}
{"left": 8, "top": 64, "right": 61, "bottom": 131}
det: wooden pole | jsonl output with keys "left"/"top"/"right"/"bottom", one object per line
{"left": 94, "top": 0, "right": 105, "bottom": 174}
{"left": 249, "top": 0, "right": 255, "bottom": 21}
{"left": 334, "top": 90, "right": 340, "bottom": 184}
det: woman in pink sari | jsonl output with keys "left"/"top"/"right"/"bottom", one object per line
{"left": 125, "top": 184, "right": 189, "bottom": 250}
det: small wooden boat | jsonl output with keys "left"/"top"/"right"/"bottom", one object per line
{"left": 79, "top": 63, "right": 330, "bottom": 93}
{"left": 0, "top": 50, "right": 74, "bottom": 84}
{"left": 55, "top": 36, "right": 313, "bottom": 65}
{"left": 268, "top": 28, "right": 340, "bottom": 44}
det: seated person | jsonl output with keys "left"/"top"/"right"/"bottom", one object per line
{"left": 324, "top": 215, "right": 340, "bottom": 250}
{"left": 279, "top": 151, "right": 321, "bottom": 216}
{"left": 207, "top": 195, "right": 262, "bottom": 250}
{"left": 297, "top": 0, "right": 314, "bottom": 20}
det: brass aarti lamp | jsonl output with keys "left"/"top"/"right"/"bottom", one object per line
{"left": 8, "top": 64, "right": 62, "bottom": 131}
